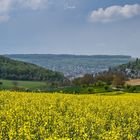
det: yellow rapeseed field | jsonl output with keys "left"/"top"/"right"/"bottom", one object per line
{"left": 0, "top": 91, "right": 140, "bottom": 140}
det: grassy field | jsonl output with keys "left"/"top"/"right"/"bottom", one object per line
{"left": 49, "top": 86, "right": 109, "bottom": 94}
{"left": 0, "top": 80, "right": 47, "bottom": 90}
{"left": 0, "top": 91, "right": 140, "bottom": 139}
{"left": 0, "top": 80, "right": 112, "bottom": 93}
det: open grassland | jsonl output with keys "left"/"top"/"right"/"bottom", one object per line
{"left": 0, "top": 80, "right": 47, "bottom": 90}
{"left": 0, "top": 91, "right": 140, "bottom": 140}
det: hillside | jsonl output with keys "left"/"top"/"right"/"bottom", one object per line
{"left": 6, "top": 54, "right": 133, "bottom": 78}
{"left": 115, "top": 58, "right": 140, "bottom": 79}
{"left": 0, "top": 55, "right": 65, "bottom": 82}
{"left": 91, "top": 58, "right": 140, "bottom": 86}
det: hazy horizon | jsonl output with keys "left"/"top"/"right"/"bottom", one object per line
{"left": 3, "top": 53, "right": 135, "bottom": 58}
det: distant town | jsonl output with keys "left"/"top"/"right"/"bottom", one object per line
{"left": 7, "top": 54, "right": 133, "bottom": 79}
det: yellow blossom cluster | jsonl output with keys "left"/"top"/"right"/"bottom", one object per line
{"left": 0, "top": 91, "right": 140, "bottom": 139}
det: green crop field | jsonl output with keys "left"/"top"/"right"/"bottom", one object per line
{"left": 0, "top": 80, "right": 47, "bottom": 90}
{"left": 0, "top": 91, "right": 140, "bottom": 139}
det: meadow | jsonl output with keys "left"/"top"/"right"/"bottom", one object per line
{"left": 0, "top": 80, "right": 47, "bottom": 91}
{"left": 0, "top": 91, "right": 140, "bottom": 139}
{"left": 0, "top": 80, "right": 113, "bottom": 93}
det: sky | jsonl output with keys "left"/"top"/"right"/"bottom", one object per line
{"left": 0, "top": 0, "right": 140, "bottom": 57}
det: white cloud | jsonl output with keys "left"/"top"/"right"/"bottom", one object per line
{"left": 0, "top": 0, "right": 48, "bottom": 23}
{"left": 19, "top": 0, "right": 48, "bottom": 10}
{"left": 89, "top": 4, "right": 140, "bottom": 23}
{"left": 0, "top": 0, "right": 12, "bottom": 13}
{"left": 64, "top": 5, "right": 76, "bottom": 10}
{"left": 0, "top": 0, "right": 12, "bottom": 22}
{"left": 64, "top": 0, "right": 76, "bottom": 10}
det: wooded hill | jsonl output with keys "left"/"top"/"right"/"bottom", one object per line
{"left": 71, "top": 58, "right": 140, "bottom": 87}
{"left": 0, "top": 55, "right": 65, "bottom": 82}
{"left": 114, "top": 58, "right": 140, "bottom": 79}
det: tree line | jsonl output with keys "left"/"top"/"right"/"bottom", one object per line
{"left": 71, "top": 70, "right": 126, "bottom": 88}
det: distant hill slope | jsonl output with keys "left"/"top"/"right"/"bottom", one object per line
{"left": 6, "top": 54, "right": 133, "bottom": 78}
{"left": 0, "top": 55, "right": 65, "bottom": 82}
{"left": 114, "top": 58, "right": 140, "bottom": 79}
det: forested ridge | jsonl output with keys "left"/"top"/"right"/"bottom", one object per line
{"left": 0, "top": 55, "right": 65, "bottom": 82}
{"left": 114, "top": 58, "right": 140, "bottom": 79}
